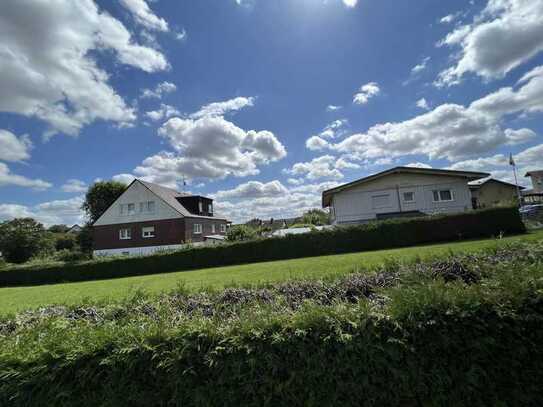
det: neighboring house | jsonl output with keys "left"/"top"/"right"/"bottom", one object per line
{"left": 272, "top": 225, "right": 330, "bottom": 237}
{"left": 67, "top": 224, "right": 82, "bottom": 234}
{"left": 523, "top": 170, "right": 543, "bottom": 204}
{"left": 468, "top": 178, "right": 523, "bottom": 209}
{"left": 92, "top": 179, "right": 229, "bottom": 256}
{"left": 322, "top": 166, "right": 489, "bottom": 225}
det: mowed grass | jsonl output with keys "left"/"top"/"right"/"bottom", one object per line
{"left": 1, "top": 230, "right": 542, "bottom": 315}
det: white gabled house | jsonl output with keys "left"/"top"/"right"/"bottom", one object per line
{"left": 322, "top": 166, "right": 489, "bottom": 225}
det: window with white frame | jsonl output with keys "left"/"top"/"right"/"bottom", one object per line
{"left": 402, "top": 191, "right": 415, "bottom": 202}
{"left": 432, "top": 189, "right": 454, "bottom": 202}
{"left": 193, "top": 223, "right": 202, "bottom": 234}
{"left": 127, "top": 203, "right": 136, "bottom": 215}
{"left": 220, "top": 224, "right": 226, "bottom": 233}
{"left": 139, "top": 201, "right": 156, "bottom": 213}
{"left": 142, "top": 226, "right": 155, "bottom": 238}
{"left": 211, "top": 224, "right": 216, "bottom": 234}
{"left": 119, "top": 228, "right": 131, "bottom": 240}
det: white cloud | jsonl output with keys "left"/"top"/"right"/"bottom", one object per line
{"left": 326, "top": 105, "right": 342, "bottom": 112}
{"left": 0, "top": 130, "right": 32, "bottom": 162}
{"left": 440, "top": 12, "right": 461, "bottom": 24}
{"left": 437, "top": 0, "right": 543, "bottom": 86}
{"left": 316, "top": 65, "right": 543, "bottom": 162}
{"left": 141, "top": 81, "right": 177, "bottom": 99}
{"left": 117, "top": 114, "right": 286, "bottom": 186}
{"left": 214, "top": 180, "right": 288, "bottom": 200}
{"left": 411, "top": 57, "right": 431, "bottom": 75}
{"left": 287, "top": 178, "right": 305, "bottom": 185}
{"left": 214, "top": 180, "right": 339, "bottom": 224}
{"left": 284, "top": 155, "right": 348, "bottom": 180}
{"left": 0, "top": 0, "right": 171, "bottom": 136}
{"left": 0, "top": 163, "right": 52, "bottom": 190}
{"left": 61, "top": 179, "right": 87, "bottom": 193}
{"left": 450, "top": 143, "right": 543, "bottom": 186}
{"left": 120, "top": 0, "right": 168, "bottom": 32}
{"left": 190, "top": 97, "right": 255, "bottom": 119}
{"left": 416, "top": 98, "right": 430, "bottom": 110}
{"left": 353, "top": 82, "right": 380, "bottom": 105}
{"left": 405, "top": 162, "right": 432, "bottom": 169}
{"left": 306, "top": 136, "right": 331, "bottom": 151}
{"left": 0, "top": 196, "right": 85, "bottom": 226}
{"left": 342, "top": 0, "right": 358, "bottom": 7}
{"left": 145, "top": 104, "right": 180, "bottom": 121}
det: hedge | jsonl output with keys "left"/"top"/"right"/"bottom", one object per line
{"left": 1, "top": 297, "right": 542, "bottom": 406}
{"left": 0, "top": 207, "right": 525, "bottom": 287}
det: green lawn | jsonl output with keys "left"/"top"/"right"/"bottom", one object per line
{"left": 1, "top": 230, "right": 542, "bottom": 315}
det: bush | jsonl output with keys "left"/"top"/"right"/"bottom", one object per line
{"left": 54, "top": 250, "right": 90, "bottom": 263}
{"left": 55, "top": 234, "right": 77, "bottom": 251}
{"left": 0, "top": 218, "right": 54, "bottom": 264}
{"left": 226, "top": 224, "right": 258, "bottom": 242}
{"left": 0, "top": 207, "right": 525, "bottom": 286}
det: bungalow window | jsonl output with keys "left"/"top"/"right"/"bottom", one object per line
{"left": 142, "top": 226, "right": 155, "bottom": 238}
{"left": 220, "top": 224, "right": 227, "bottom": 233}
{"left": 211, "top": 224, "right": 216, "bottom": 234}
{"left": 372, "top": 194, "right": 390, "bottom": 209}
{"left": 193, "top": 224, "right": 202, "bottom": 234}
{"left": 433, "top": 189, "right": 454, "bottom": 202}
{"left": 402, "top": 192, "right": 415, "bottom": 202}
{"left": 119, "top": 228, "right": 131, "bottom": 240}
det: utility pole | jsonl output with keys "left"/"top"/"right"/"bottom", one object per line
{"left": 510, "top": 153, "right": 523, "bottom": 206}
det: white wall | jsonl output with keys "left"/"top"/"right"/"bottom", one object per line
{"left": 331, "top": 173, "right": 473, "bottom": 224}
{"left": 93, "top": 242, "right": 207, "bottom": 257}
{"left": 94, "top": 181, "right": 181, "bottom": 226}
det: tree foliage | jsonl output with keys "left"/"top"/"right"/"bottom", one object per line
{"left": 226, "top": 225, "right": 258, "bottom": 242}
{"left": 0, "top": 218, "right": 54, "bottom": 263}
{"left": 82, "top": 181, "right": 126, "bottom": 224}
{"left": 301, "top": 209, "right": 329, "bottom": 226}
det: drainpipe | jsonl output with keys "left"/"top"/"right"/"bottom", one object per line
{"left": 396, "top": 184, "right": 402, "bottom": 213}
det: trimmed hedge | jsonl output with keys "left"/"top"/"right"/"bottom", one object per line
{"left": 1, "top": 299, "right": 542, "bottom": 406}
{"left": 0, "top": 207, "right": 525, "bottom": 287}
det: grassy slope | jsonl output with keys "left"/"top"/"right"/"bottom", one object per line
{"left": 1, "top": 230, "right": 542, "bottom": 315}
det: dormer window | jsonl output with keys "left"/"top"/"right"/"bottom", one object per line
{"left": 198, "top": 201, "right": 203, "bottom": 213}
{"left": 209, "top": 203, "right": 213, "bottom": 214}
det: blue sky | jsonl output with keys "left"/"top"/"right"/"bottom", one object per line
{"left": 1, "top": 0, "right": 542, "bottom": 224}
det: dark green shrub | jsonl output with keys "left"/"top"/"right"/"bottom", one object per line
{"left": 0, "top": 218, "right": 54, "bottom": 264}
{"left": 0, "top": 207, "right": 525, "bottom": 286}
{"left": 55, "top": 234, "right": 77, "bottom": 251}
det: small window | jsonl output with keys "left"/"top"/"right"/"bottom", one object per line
{"left": 211, "top": 224, "right": 216, "bottom": 234}
{"left": 193, "top": 224, "right": 202, "bottom": 234}
{"left": 120, "top": 204, "right": 125, "bottom": 215}
{"left": 198, "top": 201, "right": 203, "bottom": 213}
{"left": 220, "top": 224, "right": 226, "bottom": 233}
{"left": 403, "top": 192, "right": 415, "bottom": 202}
{"left": 433, "top": 189, "right": 454, "bottom": 202}
{"left": 142, "top": 226, "right": 155, "bottom": 238}
{"left": 119, "top": 228, "right": 131, "bottom": 240}
{"left": 147, "top": 201, "right": 155, "bottom": 212}
{"left": 209, "top": 203, "right": 213, "bottom": 214}
{"left": 127, "top": 203, "right": 136, "bottom": 215}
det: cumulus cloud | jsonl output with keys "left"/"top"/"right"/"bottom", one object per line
{"left": 416, "top": 98, "right": 430, "bottom": 110}
{"left": 141, "top": 82, "right": 177, "bottom": 99}
{"left": 353, "top": 82, "right": 380, "bottom": 105}
{"left": 145, "top": 104, "right": 180, "bottom": 121}
{"left": 283, "top": 155, "right": 357, "bottom": 180}
{"left": 0, "top": 0, "right": 170, "bottom": 136}
{"left": 120, "top": 0, "right": 168, "bottom": 32}
{"left": 315, "top": 65, "right": 543, "bottom": 162}
{"left": 190, "top": 97, "right": 255, "bottom": 119}
{"left": 450, "top": 143, "right": 543, "bottom": 186}
{"left": 61, "top": 179, "right": 87, "bottom": 193}
{"left": 326, "top": 105, "right": 342, "bottom": 112}
{"left": 116, "top": 114, "right": 286, "bottom": 187}
{"left": 0, "top": 196, "right": 85, "bottom": 226}
{"left": 0, "top": 163, "right": 52, "bottom": 190}
{"left": 0, "top": 130, "right": 32, "bottom": 162}
{"left": 440, "top": 12, "right": 461, "bottom": 24}
{"left": 214, "top": 180, "right": 339, "bottom": 224}
{"left": 214, "top": 180, "right": 288, "bottom": 200}
{"left": 437, "top": 0, "right": 543, "bottom": 86}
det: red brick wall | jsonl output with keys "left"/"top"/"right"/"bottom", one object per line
{"left": 93, "top": 217, "right": 228, "bottom": 250}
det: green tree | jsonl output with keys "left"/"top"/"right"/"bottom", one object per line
{"left": 82, "top": 181, "right": 126, "bottom": 224}
{"left": 76, "top": 224, "right": 94, "bottom": 254}
{"left": 55, "top": 233, "right": 77, "bottom": 251}
{"left": 49, "top": 224, "right": 69, "bottom": 233}
{"left": 301, "top": 209, "right": 330, "bottom": 226}
{"left": 0, "top": 218, "right": 53, "bottom": 263}
{"left": 226, "top": 225, "right": 258, "bottom": 242}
